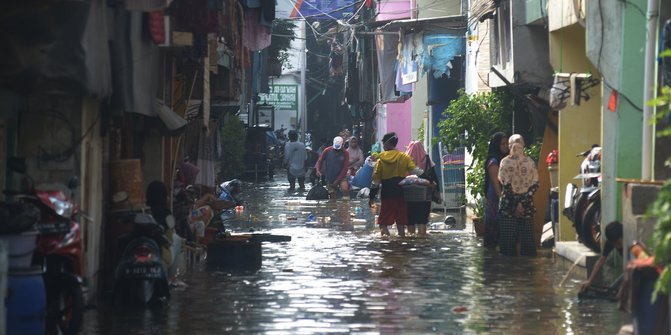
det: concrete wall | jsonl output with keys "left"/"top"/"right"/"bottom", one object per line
{"left": 547, "top": 0, "right": 579, "bottom": 32}
{"left": 386, "top": 99, "right": 413, "bottom": 150}
{"left": 548, "top": 23, "right": 602, "bottom": 241}
{"left": 585, "top": 0, "right": 624, "bottom": 232}
{"left": 416, "top": 0, "right": 462, "bottom": 19}
{"left": 377, "top": 0, "right": 411, "bottom": 21}
{"left": 465, "top": 21, "right": 492, "bottom": 93}
{"left": 523, "top": 0, "right": 548, "bottom": 25}
{"left": 411, "top": 77, "right": 429, "bottom": 145}
{"left": 511, "top": 24, "right": 553, "bottom": 86}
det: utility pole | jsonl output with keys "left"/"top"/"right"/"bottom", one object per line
{"left": 642, "top": 0, "right": 659, "bottom": 180}
{"left": 300, "top": 19, "right": 308, "bottom": 143}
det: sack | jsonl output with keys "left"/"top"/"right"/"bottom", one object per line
{"left": 419, "top": 155, "right": 442, "bottom": 204}
{"left": 549, "top": 75, "right": 568, "bottom": 110}
{"left": 306, "top": 181, "right": 329, "bottom": 200}
{"left": 351, "top": 163, "right": 374, "bottom": 188}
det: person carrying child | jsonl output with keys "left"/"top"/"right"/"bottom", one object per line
{"left": 368, "top": 132, "right": 423, "bottom": 237}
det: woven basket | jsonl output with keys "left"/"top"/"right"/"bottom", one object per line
{"left": 401, "top": 184, "right": 432, "bottom": 202}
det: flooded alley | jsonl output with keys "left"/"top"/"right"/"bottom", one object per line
{"left": 83, "top": 175, "right": 627, "bottom": 335}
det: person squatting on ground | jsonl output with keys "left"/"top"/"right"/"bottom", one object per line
{"left": 347, "top": 136, "right": 365, "bottom": 176}
{"left": 284, "top": 130, "right": 307, "bottom": 191}
{"left": 580, "top": 221, "right": 624, "bottom": 292}
{"left": 368, "top": 132, "right": 423, "bottom": 237}
{"left": 405, "top": 140, "right": 439, "bottom": 238}
{"left": 316, "top": 136, "right": 350, "bottom": 199}
{"left": 497, "top": 135, "right": 539, "bottom": 256}
{"left": 484, "top": 132, "right": 509, "bottom": 249}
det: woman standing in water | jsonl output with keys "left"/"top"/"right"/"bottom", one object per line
{"left": 498, "top": 135, "right": 539, "bottom": 256}
{"left": 405, "top": 141, "right": 439, "bottom": 237}
{"left": 483, "top": 132, "right": 509, "bottom": 249}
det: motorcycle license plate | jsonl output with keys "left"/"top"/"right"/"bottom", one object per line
{"left": 124, "top": 264, "right": 163, "bottom": 278}
{"left": 36, "top": 219, "right": 71, "bottom": 234}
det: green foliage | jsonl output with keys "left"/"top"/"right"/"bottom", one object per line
{"left": 219, "top": 116, "right": 247, "bottom": 180}
{"left": 649, "top": 49, "right": 671, "bottom": 298}
{"left": 467, "top": 160, "right": 486, "bottom": 217}
{"left": 525, "top": 141, "right": 542, "bottom": 163}
{"left": 417, "top": 124, "right": 425, "bottom": 143}
{"left": 269, "top": 20, "right": 297, "bottom": 70}
{"left": 649, "top": 180, "right": 671, "bottom": 298}
{"left": 437, "top": 89, "right": 511, "bottom": 214}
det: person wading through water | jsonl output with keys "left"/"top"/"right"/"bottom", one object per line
{"left": 368, "top": 132, "right": 423, "bottom": 237}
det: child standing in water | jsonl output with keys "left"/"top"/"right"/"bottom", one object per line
{"left": 368, "top": 132, "right": 423, "bottom": 236}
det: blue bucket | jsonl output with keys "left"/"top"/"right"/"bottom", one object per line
{"left": 6, "top": 267, "right": 45, "bottom": 335}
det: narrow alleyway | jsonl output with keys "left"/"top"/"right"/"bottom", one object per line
{"left": 84, "top": 172, "right": 627, "bottom": 334}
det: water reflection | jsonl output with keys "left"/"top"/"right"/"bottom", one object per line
{"left": 84, "top": 175, "right": 627, "bottom": 334}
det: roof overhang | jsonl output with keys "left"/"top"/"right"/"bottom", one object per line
{"left": 380, "top": 15, "right": 468, "bottom": 34}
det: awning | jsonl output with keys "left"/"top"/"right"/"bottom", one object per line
{"left": 469, "top": 0, "right": 499, "bottom": 26}
{"left": 156, "top": 99, "right": 187, "bottom": 130}
{"left": 380, "top": 15, "right": 467, "bottom": 34}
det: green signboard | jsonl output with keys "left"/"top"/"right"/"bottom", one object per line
{"left": 259, "top": 85, "right": 298, "bottom": 111}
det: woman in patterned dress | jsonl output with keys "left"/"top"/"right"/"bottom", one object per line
{"left": 497, "top": 135, "right": 539, "bottom": 256}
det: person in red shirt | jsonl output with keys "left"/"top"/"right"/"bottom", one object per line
{"left": 316, "top": 136, "right": 350, "bottom": 199}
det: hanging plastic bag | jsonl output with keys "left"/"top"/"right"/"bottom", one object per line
{"left": 306, "top": 181, "right": 329, "bottom": 200}
{"left": 549, "top": 75, "right": 568, "bottom": 110}
{"left": 351, "top": 163, "right": 374, "bottom": 188}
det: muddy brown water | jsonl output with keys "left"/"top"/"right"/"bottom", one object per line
{"left": 84, "top": 174, "right": 627, "bottom": 334}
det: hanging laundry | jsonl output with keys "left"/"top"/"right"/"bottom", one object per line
{"left": 243, "top": 9, "right": 271, "bottom": 51}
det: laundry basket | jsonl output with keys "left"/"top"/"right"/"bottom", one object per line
{"left": 401, "top": 184, "right": 432, "bottom": 202}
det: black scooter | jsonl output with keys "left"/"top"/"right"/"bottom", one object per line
{"left": 113, "top": 212, "right": 171, "bottom": 304}
{"left": 563, "top": 145, "right": 602, "bottom": 252}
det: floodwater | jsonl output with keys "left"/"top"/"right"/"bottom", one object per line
{"left": 84, "top": 173, "right": 627, "bottom": 334}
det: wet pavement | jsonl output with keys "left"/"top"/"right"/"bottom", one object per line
{"left": 84, "top": 173, "right": 628, "bottom": 334}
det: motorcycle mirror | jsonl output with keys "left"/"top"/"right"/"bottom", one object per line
{"left": 112, "top": 191, "right": 129, "bottom": 203}
{"left": 67, "top": 176, "right": 80, "bottom": 190}
{"left": 7, "top": 157, "right": 27, "bottom": 174}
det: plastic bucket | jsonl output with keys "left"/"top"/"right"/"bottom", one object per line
{"left": 6, "top": 267, "right": 46, "bottom": 335}
{"left": 0, "top": 230, "right": 38, "bottom": 268}
{"left": 633, "top": 277, "right": 664, "bottom": 335}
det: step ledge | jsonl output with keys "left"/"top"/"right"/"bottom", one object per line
{"left": 555, "top": 241, "right": 599, "bottom": 267}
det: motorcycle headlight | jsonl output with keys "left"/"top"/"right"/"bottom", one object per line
{"left": 48, "top": 196, "right": 73, "bottom": 217}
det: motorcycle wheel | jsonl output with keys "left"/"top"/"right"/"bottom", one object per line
{"left": 573, "top": 193, "right": 590, "bottom": 242}
{"left": 46, "top": 278, "right": 83, "bottom": 335}
{"left": 581, "top": 202, "right": 602, "bottom": 253}
{"left": 136, "top": 279, "right": 156, "bottom": 304}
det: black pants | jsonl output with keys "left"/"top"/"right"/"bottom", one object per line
{"left": 288, "top": 170, "right": 305, "bottom": 189}
{"left": 499, "top": 216, "right": 536, "bottom": 256}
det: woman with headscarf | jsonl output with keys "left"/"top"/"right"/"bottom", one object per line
{"left": 483, "top": 132, "right": 509, "bottom": 248}
{"left": 405, "top": 141, "right": 439, "bottom": 237}
{"left": 498, "top": 134, "right": 539, "bottom": 256}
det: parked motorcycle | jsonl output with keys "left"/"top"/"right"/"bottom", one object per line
{"left": 5, "top": 157, "right": 84, "bottom": 335}
{"left": 563, "top": 145, "right": 602, "bottom": 252}
{"left": 113, "top": 211, "right": 171, "bottom": 305}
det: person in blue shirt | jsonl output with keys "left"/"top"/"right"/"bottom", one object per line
{"left": 218, "top": 179, "right": 242, "bottom": 205}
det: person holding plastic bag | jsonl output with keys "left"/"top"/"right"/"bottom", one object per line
{"left": 368, "top": 132, "right": 423, "bottom": 237}
{"left": 316, "top": 136, "right": 350, "bottom": 200}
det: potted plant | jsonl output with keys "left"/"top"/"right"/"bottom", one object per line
{"left": 471, "top": 197, "right": 486, "bottom": 237}
{"left": 437, "top": 89, "right": 511, "bottom": 225}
